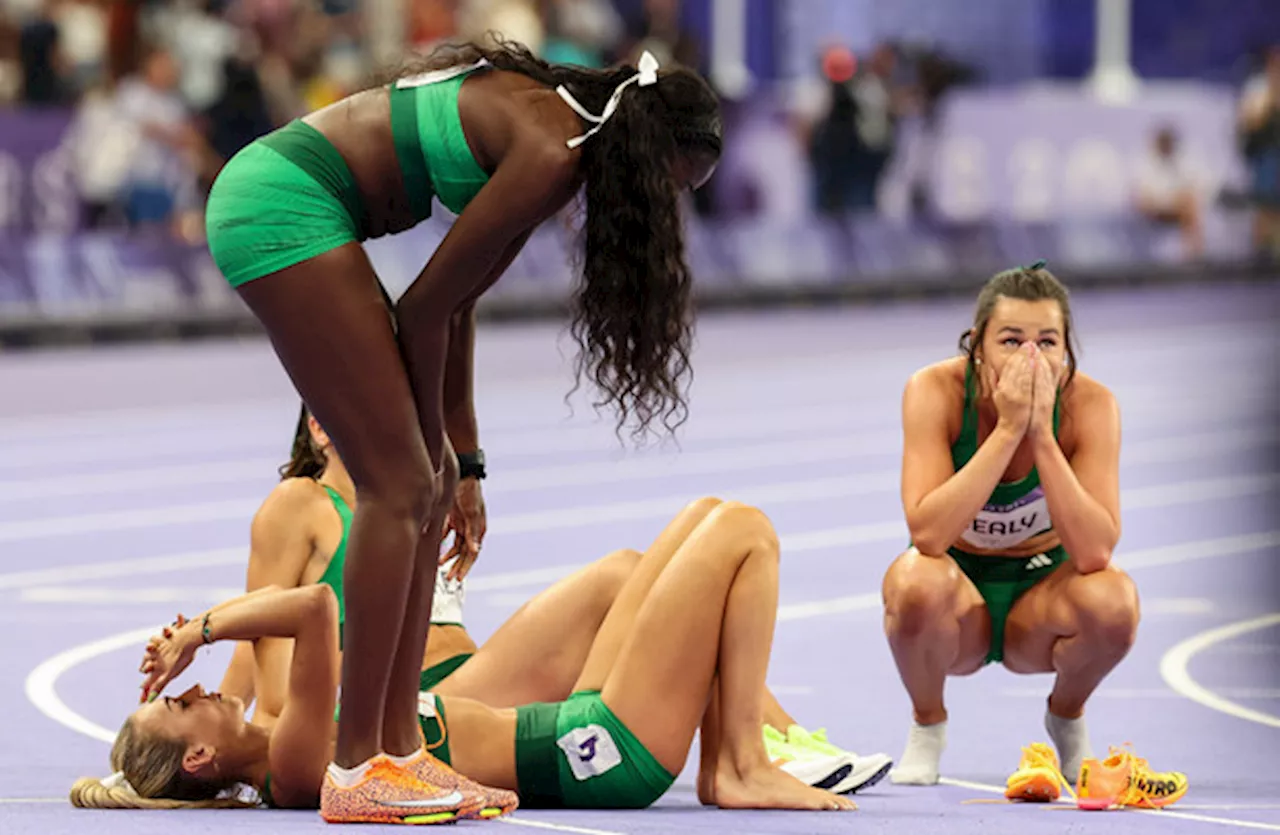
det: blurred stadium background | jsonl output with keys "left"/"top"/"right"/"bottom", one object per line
{"left": 0, "top": 0, "right": 1278, "bottom": 344}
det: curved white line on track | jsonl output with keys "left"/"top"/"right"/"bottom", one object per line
{"left": 24, "top": 626, "right": 161, "bottom": 744}
{"left": 1160, "top": 614, "right": 1280, "bottom": 730}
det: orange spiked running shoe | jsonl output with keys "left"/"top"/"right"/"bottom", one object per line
{"left": 404, "top": 749, "right": 519, "bottom": 820}
{"left": 319, "top": 757, "right": 481, "bottom": 825}
{"left": 1076, "top": 745, "right": 1187, "bottom": 811}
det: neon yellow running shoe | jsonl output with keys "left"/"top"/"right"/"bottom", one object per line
{"left": 763, "top": 724, "right": 856, "bottom": 792}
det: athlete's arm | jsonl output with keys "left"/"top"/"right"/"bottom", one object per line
{"left": 444, "top": 302, "right": 480, "bottom": 455}
{"left": 397, "top": 134, "right": 577, "bottom": 467}
{"left": 1032, "top": 381, "right": 1121, "bottom": 573}
{"left": 218, "top": 482, "right": 319, "bottom": 706}
{"left": 900, "top": 367, "right": 1023, "bottom": 555}
{"left": 145, "top": 586, "right": 339, "bottom": 807}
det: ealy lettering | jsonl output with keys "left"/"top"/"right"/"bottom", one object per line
{"left": 971, "top": 512, "right": 1039, "bottom": 537}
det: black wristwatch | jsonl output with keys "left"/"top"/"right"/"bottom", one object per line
{"left": 457, "top": 449, "right": 486, "bottom": 481}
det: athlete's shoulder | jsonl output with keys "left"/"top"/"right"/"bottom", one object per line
{"left": 1064, "top": 371, "right": 1118, "bottom": 415}
{"left": 254, "top": 478, "right": 332, "bottom": 529}
{"left": 904, "top": 357, "right": 966, "bottom": 400}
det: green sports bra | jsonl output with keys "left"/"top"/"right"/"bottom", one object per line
{"left": 315, "top": 484, "right": 352, "bottom": 639}
{"left": 388, "top": 60, "right": 492, "bottom": 220}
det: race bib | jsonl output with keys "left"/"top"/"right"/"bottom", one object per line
{"left": 959, "top": 486, "right": 1052, "bottom": 551}
{"left": 556, "top": 725, "right": 623, "bottom": 781}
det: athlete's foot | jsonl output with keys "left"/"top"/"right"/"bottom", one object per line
{"left": 890, "top": 719, "right": 946, "bottom": 786}
{"left": 696, "top": 769, "right": 716, "bottom": 806}
{"left": 713, "top": 760, "right": 857, "bottom": 811}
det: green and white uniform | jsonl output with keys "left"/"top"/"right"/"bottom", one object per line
{"left": 418, "top": 681, "right": 675, "bottom": 809}
{"left": 206, "top": 60, "right": 492, "bottom": 286}
{"left": 941, "top": 364, "right": 1065, "bottom": 664}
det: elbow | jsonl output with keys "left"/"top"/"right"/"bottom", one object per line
{"left": 907, "top": 521, "right": 950, "bottom": 557}
{"left": 1071, "top": 547, "right": 1113, "bottom": 575}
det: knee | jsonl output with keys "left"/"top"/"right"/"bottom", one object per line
{"left": 1069, "top": 567, "right": 1140, "bottom": 653}
{"left": 709, "top": 501, "right": 780, "bottom": 557}
{"left": 597, "top": 548, "right": 642, "bottom": 598}
{"left": 884, "top": 553, "right": 959, "bottom": 639}
{"left": 358, "top": 449, "right": 438, "bottom": 525}
{"left": 682, "top": 496, "right": 724, "bottom": 521}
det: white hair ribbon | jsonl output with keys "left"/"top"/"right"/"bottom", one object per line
{"left": 102, "top": 771, "right": 140, "bottom": 795}
{"left": 558, "top": 51, "right": 661, "bottom": 150}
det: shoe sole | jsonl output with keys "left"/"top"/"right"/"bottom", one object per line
{"left": 322, "top": 796, "right": 483, "bottom": 824}
{"left": 1005, "top": 770, "right": 1061, "bottom": 803}
{"left": 462, "top": 797, "right": 520, "bottom": 820}
{"left": 835, "top": 759, "right": 893, "bottom": 795}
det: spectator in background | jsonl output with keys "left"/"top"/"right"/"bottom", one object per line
{"left": 1239, "top": 45, "right": 1280, "bottom": 260}
{"left": 798, "top": 42, "right": 910, "bottom": 217}
{"left": 111, "top": 45, "right": 204, "bottom": 233}
{"left": 541, "top": 0, "right": 622, "bottom": 68}
{"left": 201, "top": 54, "right": 273, "bottom": 172}
{"left": 845, "top": 42, "right": 901, "bottom": 211}
{"left": 408, "top": 0, "right": 458, "bottom": 54}
{"left": 457, "top": 0, "right": 544, "bottom": 54}
{"left": 806, "top": 44, "right": 860, "bottom": 216}
{"left": 626, "top": 0, "right": 697, "bottom": 69}
{"left": 153, "top": 0, "right": 239, "bottom": 113}
{"left": 1133, "top": 125, "right": 1204, "bottom": 260}
{"left": 50, "top": 0, "right": 104, "bottom": 95}
{"left": 18, "top": 0, "right": 66, "bottom": 104}
{"left": 0, "top": 11, "right": 20, "bottom": 102}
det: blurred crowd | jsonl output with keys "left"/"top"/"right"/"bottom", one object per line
{"left": 0, "top": 0, "right": 696, "bottom": 238}
{"left": 0, "top": 0, "right": 1278, "bottom": 262}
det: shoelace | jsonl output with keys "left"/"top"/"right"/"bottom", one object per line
{"left": 1020, "top": 743, "right": 1078, "bottom": 802}
{"left": 802, "top": 728, "right": 843, "bottom": 757}
{"left": 1110, "top": 743, "right": 1175, "bottom": 808}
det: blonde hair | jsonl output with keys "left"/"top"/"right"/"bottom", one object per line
{"left": 69, "top": 717, "right": 254, "bottom": 810}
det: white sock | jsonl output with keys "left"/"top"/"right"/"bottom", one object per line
{"left": 327, "top": 759, "right": 375, "bottom": 789}
{"left": 1045, "top": 706, "right": 1093, "bottom": 782}
{"left": 890, "top": 720, "right": 946, "bottom": 786}
{"left": 385, "top": 750, "right": 424, "bottom": 768}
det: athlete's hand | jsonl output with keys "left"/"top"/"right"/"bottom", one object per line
{"left": 441, "top": 478, "right": 486, "bottom": 581}
{"left": 139, "top": 617, "right": 201, "bottom": 703}
{"left": 993, "top": 342, "right": 1036, "bottom": 436}
{"left": 1028, "top": 347, "right": 1061, "bottom": 439}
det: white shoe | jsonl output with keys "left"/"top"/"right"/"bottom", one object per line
{"left": 829, "top": 752, "right": 893, "bottom": 794}
{"left": 431, "top": 566, "right": 466, "bottom": 625}
{"left": 777, "top": 754, "right": 859, "bottom": 792}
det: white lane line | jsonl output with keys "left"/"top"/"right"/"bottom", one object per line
{"left": 1160, "top": 614, "right": 1280, "bottom": 730}
{"left": 0, "top": 547, "right": 247, "bottom": 590}
{"left": 6, "top": 414, "right": 1272, "bottom": 503}
{"left": 938, "top": 777, "right": 1280, "bottom": 831}
{"left": 999, "top": 687, "right": 1280, "bottom": 700}
{"left": 20, "top": 587, "right": 243, "bottom": 604}
{"left": 1, "top": 462, "right": 1274, "bottom": 546}
{"left": 497, "top": 818, "right": 624, "bottom": 835}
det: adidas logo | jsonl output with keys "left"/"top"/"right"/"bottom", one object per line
{"left": 1026, "top": 553, "right": 1054, "bottom": 570}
